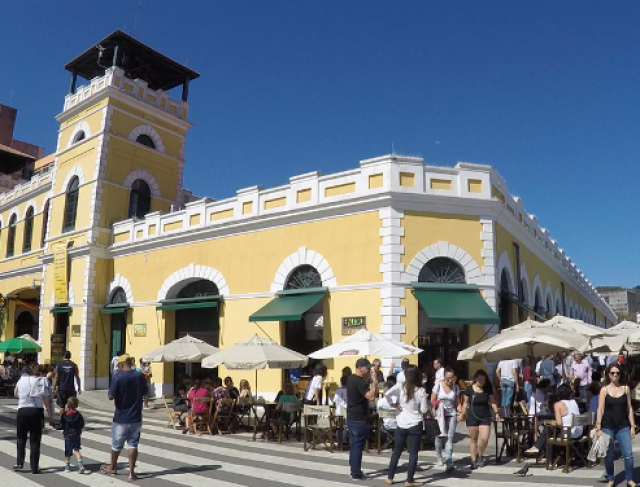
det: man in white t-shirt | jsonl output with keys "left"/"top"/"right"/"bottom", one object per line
{"left": 433, "top": 358, "right": 444, "bottom": 383}
{"left": 110, "top": 351, "right": 122, "bottom": 379}
{"left": 496, "top": 359, "right": 519, "bottom": 410}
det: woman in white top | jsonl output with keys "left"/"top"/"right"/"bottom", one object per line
{"left": 305, "top": 364, "right": 327, "bottom": 405}
{"left": 525, "top": 384, "right": 582, "bottom": 456}
{"left": 431, "top": 367, "right": 461, "bottom": 473}
{"left": 384, "top": 365, "right": 428, "bottom": 487}
{"left": 14, "top": 365, "right": 54, "bottom": 473}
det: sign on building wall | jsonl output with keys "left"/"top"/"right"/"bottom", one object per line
{"left": 71, "top": 325, "right": 81, "bottom": 337}
{"left": 342, "top": 316, "right": 366, "bottom": 335}
{"left": 53, "top": 241, "right": 69, "bottom": 304}
{"left": 51, "top": 333, "right": 65, "bottom": 365}
{"left": 134, "top": 324, "right": 147, "bottom": 337}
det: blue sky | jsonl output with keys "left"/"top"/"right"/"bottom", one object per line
{"left": 1, "top": 2, "right": 637, "bottom": 287}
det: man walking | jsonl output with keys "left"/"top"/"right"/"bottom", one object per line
{"left": 433, "top": 358, "right": 444, "bottom": 383}
{"left": 110, "top": 351, "right": 122, "bottom": 380}
{"left": 346, "top": 358, "right": 378, "bottom": 481}
{"left": 101, "top": 355, "right": 148, "bottom": 481}
{"left": 52, "top": 351, "right": 81, "bottom": 417}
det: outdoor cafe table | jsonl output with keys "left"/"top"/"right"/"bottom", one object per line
{"left": 252, "top": 402, "right": 279, "bottom": 441}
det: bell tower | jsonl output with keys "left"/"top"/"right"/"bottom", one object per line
{"left": 42, "top": 31, "right": 199, "bottom": 388}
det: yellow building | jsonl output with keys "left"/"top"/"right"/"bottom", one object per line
{"left": 0, "top": 31, "right": 615, "bottom": 396}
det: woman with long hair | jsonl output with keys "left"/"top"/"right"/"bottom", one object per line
{"left": 384, "top": 365, "right": 428, "bottom": 487}
{"left": 431, "top": 367, "right": 461, "bottom": 473}
{"left": 596, "top": 363, "right": 636, "bottom": 487}
{"left": 461, "top": 369, "right": 499, "bottom": 469}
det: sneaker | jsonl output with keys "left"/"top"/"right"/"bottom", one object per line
{"left": 477, "top": 456, "right": 484, "bottom": 468}
{"left": 12, "top": 465, "right": 23, "bottom": 471}
{"left": 78, "top": 465, "right": 86, "bottom": 474}
{"left": 435, "top": 457, "right": 444, "bottom": 467}
{"left": 351, "top": 473, "right": 369, "bottom": 481}
{"left": 470, "top": 461, "right": 478, "bottom": 470}
{"left": 445, "top": 464, "right": 455, "bottom": 474}
{"left": 64, "top": 466, "right": 71, "bottom": 473}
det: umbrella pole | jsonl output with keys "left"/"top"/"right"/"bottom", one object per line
{"left": 255, "top": 369, "right": 258, "bottom": 402}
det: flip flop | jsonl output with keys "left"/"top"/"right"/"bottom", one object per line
{"left": 129, "top": 474, "right": 139, "bottom": 482}
{"left": 100, "top": 465, "right": 117, "bottom": 475}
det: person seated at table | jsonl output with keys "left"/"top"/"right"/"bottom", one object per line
{"left": 525, "top": 384, "right": 583, "bottom": 456}
{"left": 274, "top": 381, "right": 298, "bottom": 422}
{"left": 184, "top": 377, "right": 210, "bottom": 434}
{"left": 173, "top": 385, "right": 189, "bottom": 419}
{"left": 587, "top": 381, "right": 601, "bottom": 414}
{"left": 239, "top": 379, "right": 253, "bottom": 399}
{"left": 528, "top": 379, "right": 552, "bottom": 417}
{"left": 224, "top": 377, "right": 240, "bottom": 400}
{"left": 211, "top": 377, "right": 229, "bottom": 411}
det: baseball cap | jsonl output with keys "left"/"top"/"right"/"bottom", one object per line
{"left": 117, "top": 354, "right": 130, "bottom": 364}
{"left": 355, "top": 358, "right": 372, "bottom": 369}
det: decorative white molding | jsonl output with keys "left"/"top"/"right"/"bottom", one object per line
{"left": 128, "top": 124, "right": 165, "bottom": 154}
{"left": 405, "top": 241, "right": 484, "bottom": 286}
{"left": 23, "top": 199, "right": 37, "bottom": 218}
{"left": 157, "top": 264, "right": 229, "bottom": 301}
{"left": 67, "top": 121, "right": 91, "bottom": 148}
{"left": 496, "top": 251, "right": 515, "bottom": 294}
{"left": 107, "top": 274, "right": 135, "bottom": 303}
{"left": 271, "top": 247, "right": 338, "bottom": 292}
{"left": 7, "top": 207, "right": 18, "bottom": 224}
{"left": 122, "top": 169, "right": 161, "bottom": 198}
{"left": 61, "top": 165, "right": 86, "bottom": 190}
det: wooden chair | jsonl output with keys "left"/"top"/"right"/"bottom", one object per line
{"left": 212, "top": 398, "right": 236, "bottom": 435}
{"left": 377, "top": 410, "right": 397, "bottom": 453}
{"left": 191, "top": 397, "right": 214, "bottom": 435}
{"left": 303, "top": 405, "right": 338, "bottom": 452}
{"left": 545, "top": 412, "right": 593, "bottom": 473}
{"left": 494, "top": 410, "right": 517, "bottom": 464}
{"left": 235, "top": 396, "right": 254, "bottom": 431}
{"left": 512, "top": 414, "right": 535, "bottom": 462}
{"left": 272, "top": 402, "right": 301, "bottom": 443}
{"left": 162, "top": 395, "right": 183, "bottom": 430}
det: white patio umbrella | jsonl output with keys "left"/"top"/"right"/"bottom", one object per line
{"left": 609, "top": 321, "right": 640, "bottom": 332}
{"left": 506, "top": 316, "right": 609, "bottom": 338}
{"left": 18, "top": 334, "right": 37, "bottom": 343}
{"left": 308, "top": 329, "right": 422, "bottom": 359}
{"left": 201, "top": 335, "right": 308, "bottom": 399}
{"left": 141, "top": 334, "right": 219, "bottom": 363}
{"left": 458, "top": 327, "right": 588, "bottom": 362}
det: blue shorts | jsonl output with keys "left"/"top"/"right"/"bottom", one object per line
{"left": 111, "top": 422, "right": 142, "bottom": 452}
{"left": 64, "top": 436, "right": 81, "bottom": 457}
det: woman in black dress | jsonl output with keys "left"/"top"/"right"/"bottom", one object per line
{"left": 460, "top": 369, "right": 499, "bottom": 469}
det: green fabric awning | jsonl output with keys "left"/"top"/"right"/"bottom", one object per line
{"left": 156, "top": 301, "right": 218, "bottom": 311}
{"left": 50, "top": 307, "right": 71, "bottom": 314}
{"left": 249, "top": 293, "right": 325, "bottom": 322}
{"left": 100, "top": 307, "right": 128, "bottom": 315}
{"left": 412, "top": 283, "right": 500, "bottom": 326}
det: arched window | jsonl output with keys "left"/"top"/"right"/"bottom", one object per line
{"left": 534, "top": 290, "right": 543, "bottom": 321}
{"left": 499, "top": 270, "right": 512, "bottom": 330}
{"left": 72, "top": 131, "right": 85, "bottom": 144}
{"left": 136, "top": 134, "right": 155, "bottom": 149}
{"left": 111, "top": 287, "right": 128, "bottom": 305}
{"left": 6, "top": 214, "right": 17, "bottom": 257}
{"left": 418, "top": 257, "right": 466, "bottom": 284}
{"left": 41, "top": 200, "right": 50, "bottom": 247}
{"left": 546, "top": 295, "right": 553, "bottom": 318}
{"left": 63, "top": 176, "right": 80, "bottom": 232}
{"left": 23, "top": 207, "right": 34, "bottom": 253}
{"left": 128, "top": 179, "right": 151, "bottom": 219}
{"left": 285, "top": 265, "right": 322, "bottom": 290}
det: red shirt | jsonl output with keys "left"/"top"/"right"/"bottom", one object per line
{"left": 522, "top": 366, "right": 532, "bottom": 382}
{"left": 188, "top": 387, "right": 210, "bottom": 414}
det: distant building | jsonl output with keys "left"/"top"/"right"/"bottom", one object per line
{"left": 599, "top": 289, "right": 637, "bottom": 318}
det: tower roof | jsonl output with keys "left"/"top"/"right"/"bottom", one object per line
{"left": 65, "top": 30, "right": 200, "bottom": 92}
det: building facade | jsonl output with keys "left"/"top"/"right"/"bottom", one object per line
{"left": 0, "top": 31, "right": 616, "bottom": 396}
{"left": 599, "top": 289, "right": 637, "bottom": 319}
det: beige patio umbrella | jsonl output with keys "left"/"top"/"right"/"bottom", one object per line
{"left": 458, "top": 326, "right": 588, "bottom": 362}
{"left": 506, "top": 316, "right": 609, "bottom": 338}
{"left": 201, "top": 335, "right": 308, "bottom": 398}
{"left": 308, "top": 329, "right": 422, "bottom": 359}
{"left": 141, "top": 334, "right": 219, "bottom": 363}
{"left": 609, "top": 320, "right": 640, "bottom": 332}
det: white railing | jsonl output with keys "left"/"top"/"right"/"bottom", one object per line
{"left": 63, "top": 66, "right": 190, "bottom": 121}
{"left": 0, "top": 165, "right": 55, "bottom": 204}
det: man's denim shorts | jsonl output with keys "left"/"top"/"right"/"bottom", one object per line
{"left": 111, "top": 422, "right": 142, "bottom": 451}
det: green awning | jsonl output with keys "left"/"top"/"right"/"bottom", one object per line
{"left": 412, "top": 283, "right": 500, "bottom": 325}
{"left": 156, "top": 301, "right": 218, "bottom": 311}
{"left": 50, "top": 307, "right": 71, "bottom": 314}
{"left": 249, "top": 293, "right": 325, "bottom": 322}
{"left": 100, "top": 307, "right": 128, "bottom": 315}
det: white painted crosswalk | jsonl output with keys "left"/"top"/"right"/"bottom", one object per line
{"left": 0, "top": 403, "right": 614, "bottom": 487}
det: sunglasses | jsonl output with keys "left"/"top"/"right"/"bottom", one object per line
{"left": 610, "top": 372, "right": 620, "bottom": 376}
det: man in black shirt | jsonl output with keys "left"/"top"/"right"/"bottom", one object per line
{"left": 53, "top": 351, "right": 81, "bottom": 417}
{"left": 346, "top": 358, "right": 378, "bottom": 481}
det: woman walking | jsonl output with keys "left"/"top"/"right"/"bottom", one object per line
{"left": 461, "top": 369, "right": 499, "bottom": 469}
{"left": 14, "top": 365, "right": 55, "bottom": 473}
{"left": 596, "top": 363, "right": 636, "bottom": 487}
{"left": 431, "top": 367, "right": 461, "bottom": 473}
{"left": 384, "top": 365, "right": 428, "bottom": 487}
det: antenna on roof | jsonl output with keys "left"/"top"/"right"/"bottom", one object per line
{"left": 133, "top": 1, "right": 143, "bottom": 37}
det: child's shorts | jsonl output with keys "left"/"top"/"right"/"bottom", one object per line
{"left": 64, "top": 436, "right": 81, "bottom": 457}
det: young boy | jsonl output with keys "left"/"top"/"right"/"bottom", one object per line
{"left": 61, "top": 396, "right": 85, "bottom": 473}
